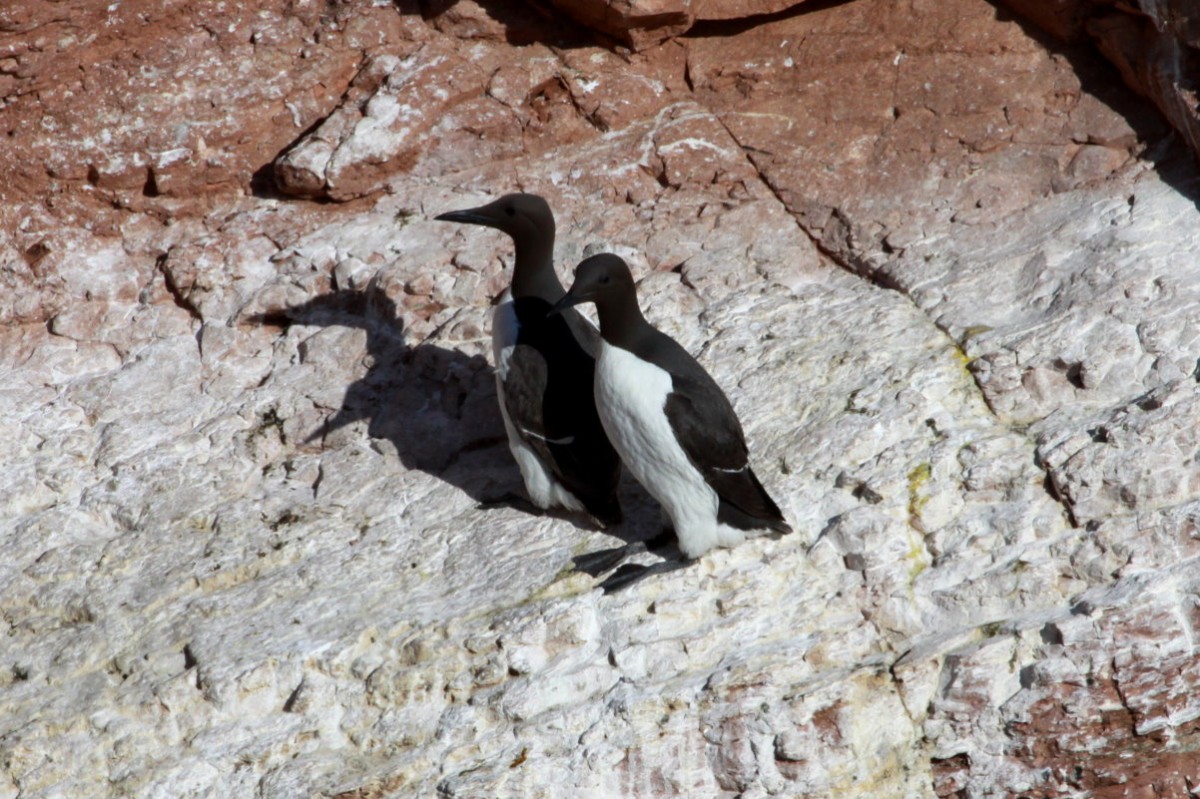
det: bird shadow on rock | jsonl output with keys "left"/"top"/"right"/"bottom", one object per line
{"left": 246, "top": 282, "right": 517, "bottom": 506}
{"left": 245, "top": 281, "right": 663, "bottom": 545}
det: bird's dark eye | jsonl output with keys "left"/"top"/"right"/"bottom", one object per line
{"left": 599, "top": 275, "right": 611, "bottom": 285}
{"left": 504, "top": 206, "right": 516, "bottom": 216}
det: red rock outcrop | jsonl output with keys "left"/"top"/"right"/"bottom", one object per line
{"left": 545, "top": 0, "right": 808, "bottom": 49}
{"left": 999, "top": 0, "right": 1200, "bottom": 161}
{"left": 0, "top": 1, "right": 416, "bottom": 210}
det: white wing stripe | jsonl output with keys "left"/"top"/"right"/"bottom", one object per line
{"left": 521, "top": 428, "right": 576, "bottom": 445}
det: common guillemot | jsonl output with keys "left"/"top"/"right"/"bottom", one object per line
{"left": 551, "top": 253, "right": 791, "bottom": 590}
{"left": 435, "top": 194, "right": 622, "bottom": 527}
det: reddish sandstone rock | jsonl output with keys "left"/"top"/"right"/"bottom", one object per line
{"left": 997, "top": 0, "right": 1089, "bottom": 41}
{"left": 930, "top": 595, "right": 1200, "bottom": 797}
{"left": 544, "top": 0, "right": 808, "bottom": 49}
{"left": 1000, "top": 0, "right": 1200, "bottom": 162}
{"left": 272, "top": 35, "right": 694, "bottom": 201}
{"left": 1087, "top": 3, "right": 1200, "bottom": 157}
{"left": 0, "top": 0, "right": 410, "bottom": 211}
{"left": 683, "top": 0, "right": 1148, "bottom": 276}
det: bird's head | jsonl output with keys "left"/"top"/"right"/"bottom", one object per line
{"left": 434, "top": 193, "right": 554, "bottom": 240}
{"left": 549, "top": 253, "right": 635, "bottom": 316}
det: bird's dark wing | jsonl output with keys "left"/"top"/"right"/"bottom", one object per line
{"left": 560, "top": 306, "right": 602, "bottom": 357}
{"left": 501, "top": 298, "right": 622, "bottom": 524}
{"left": 500, "top": 340, "right": 552, "bottom": 452}
{"left": 663, "top": 365, "right": 790, "bottom": 533}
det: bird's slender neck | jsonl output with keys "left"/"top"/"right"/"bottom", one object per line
{"left": 595, "top": 291, "right": 653, "bottom": 353}
{"left": 510, "top": 230, "right": 564, "bottom": 302}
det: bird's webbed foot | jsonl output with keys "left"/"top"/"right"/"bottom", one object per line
{"left": 598, "top": 558, "right": 695, "bottom": 593}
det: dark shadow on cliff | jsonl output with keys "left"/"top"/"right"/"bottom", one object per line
{"left": 684, "top": 0, "right": 860, "bottom": 38}
{"left": 245, "top": 282, "right": 663, "bottom": 546}
{"left": 403, "top": 0, "right": 598, "bottom": 47}
{"left": 407, "top": 0, "right": 860, "bottom": 48}
{"left": 247, "top": 283, "right": 518, "bottom": 507}
{"left": 989, "top": 1, "right": 1200, "bottom": 209}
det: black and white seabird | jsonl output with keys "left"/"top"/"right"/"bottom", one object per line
{"left": 434, "top": 194, "right": 622, "bottom": 527}
{"left": 551, "top": 253, "right": 792, "bottom": 590}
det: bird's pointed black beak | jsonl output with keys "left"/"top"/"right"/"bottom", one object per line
{"left": 548, "top": 291, "right": 585, "bottom": 317}
{"left": 434, "top": 209, "right": 491, "bottom": 225}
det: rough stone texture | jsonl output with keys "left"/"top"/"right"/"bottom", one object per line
{"left": 5, "top": 1, "right": 1200, "bottom": 798}
{"left": 999, "top": 0, "right": 1200, "bottom": 164}
{"left": 0, "top": 0, "right": 410, "bottom": 213}
{"left": 543, "top": 0, "right": 809, "bottom": 49}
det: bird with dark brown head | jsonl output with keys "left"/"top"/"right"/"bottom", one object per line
{"left": 552, "top": 253, "right": 792, "bottom": 591}
{"left": 434, "top": 194, "right": 622, "bottom": 528}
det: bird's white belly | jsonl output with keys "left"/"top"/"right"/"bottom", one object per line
{"left": 491, "top": 294, "right": 583, "bottom": 513}
{"left": 595, "top": 341, "right": 744, "bottom": 558}
{"left": 492, "top": 291, "right": 519, "bottom": 381}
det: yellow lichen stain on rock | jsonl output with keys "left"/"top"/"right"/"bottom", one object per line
{"left": 905, "top": 529, "right": 931, "bottom": 583}
{"left": 906, "top": 462, "right": 932, "bottom": 528}
{"left": 527, "top": 570, "right": 594, "bottom": 603}
{"left": 960, "top": 324, "right": 993, "bottom": 345}
{"left": 905, "top": 463, "right": 934, "bottom": 581}
{"left": 187, "top": 514, "right": 216, "bottom": 532}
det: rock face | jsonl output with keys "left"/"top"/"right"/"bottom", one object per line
{"left": 543, "top": 0, "right": 809, "bottom": 49}
{"left": 4, "top": 1, "right": 1200, "bottom": 798}
{"left": 999, "top": 0, "right": 1200, "bottom": 163}
{"left": 0, "top": 0, "right": 410, "bottom": 210}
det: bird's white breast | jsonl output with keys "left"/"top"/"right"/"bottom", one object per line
{"left": 492, "top": 289, "right": 519, "bottom": 381}
{"left": 489, "top": 289, "right": 584, "bottom": 513}
{"left": 595, "top": 341, "right": 742, "bottom": 558}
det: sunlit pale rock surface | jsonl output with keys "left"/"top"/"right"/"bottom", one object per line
{"left": 3, "top": 1, "right": 1200, "bottom": 797}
